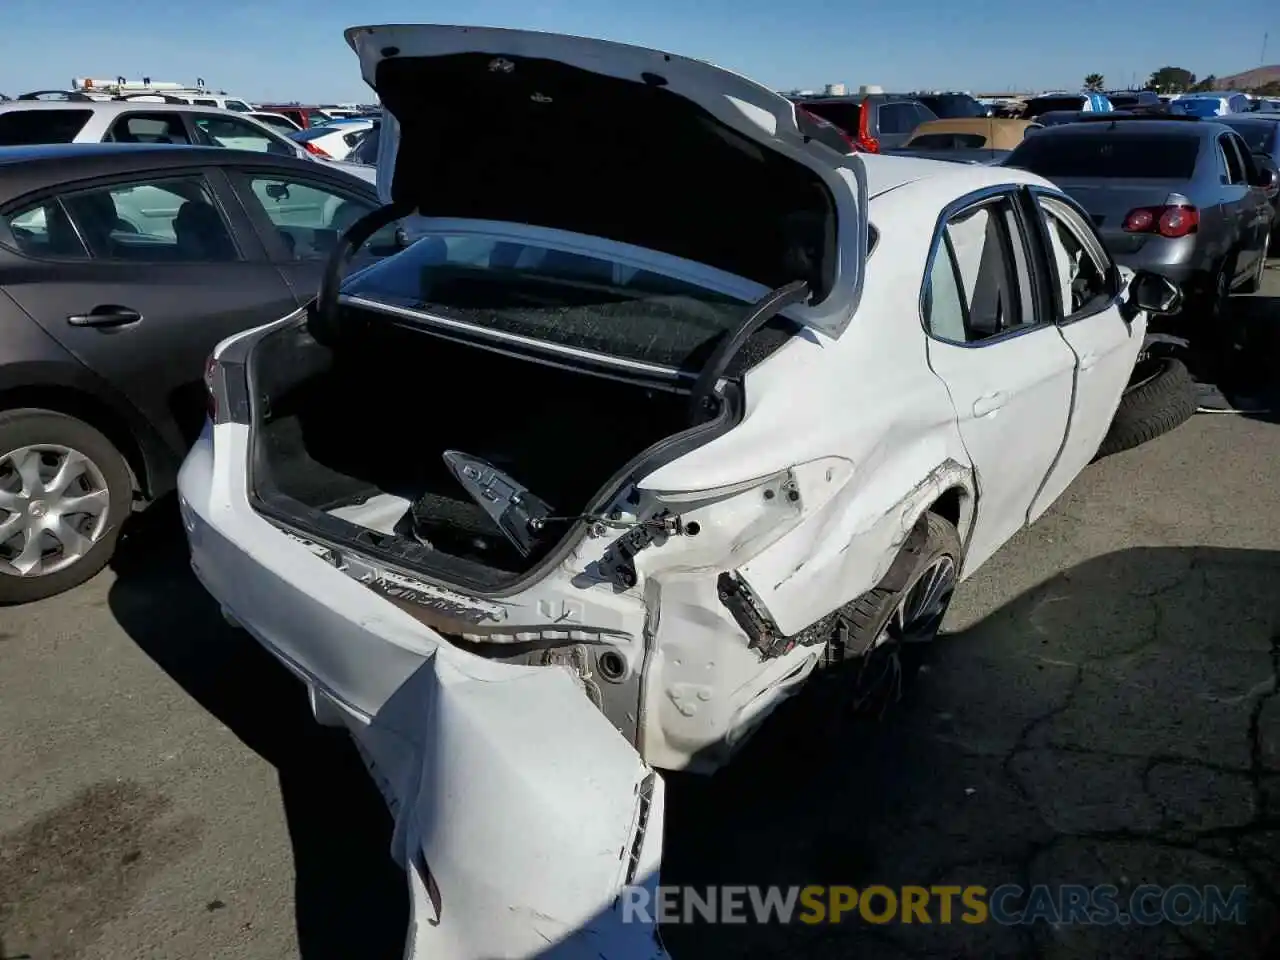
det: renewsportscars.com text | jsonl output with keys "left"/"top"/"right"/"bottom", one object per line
{"left": 620, "top": 884, "right": 1249, "bottom": 926}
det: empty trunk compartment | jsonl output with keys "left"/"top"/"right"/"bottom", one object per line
{"left": 246, "top": 305, "right": 716, "bottom": 591}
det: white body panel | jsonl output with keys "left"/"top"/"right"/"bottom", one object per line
{"left": 179, "top": 29, "right": 1151, "bottom": 960}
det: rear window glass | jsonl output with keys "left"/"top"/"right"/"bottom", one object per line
{"left": 798, "top": 100, "right": 863, "bottom": 135}
{"left": 919, "top": 96, "right": 986, "bottom": 119}
{"left": 908, "top": 133, "right": 987, "bottom": 149}
{"left": 0, "top": 109, "right": 92, "bottom": 145}
{"left": 342, "top": 234, "right": 758, "bottom": 369}
{"left": 1008, "top": 132, "right": 1200, "bottom": 178}
{"left": 1024, "top": 96, "right": 1086, "bottom": 116}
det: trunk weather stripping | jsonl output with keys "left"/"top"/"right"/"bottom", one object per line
{"left": 688, "top": 279, "right": 811, "bottom": 425}
{"left": 311, "top": 201, "right": 414, "bottom": 345}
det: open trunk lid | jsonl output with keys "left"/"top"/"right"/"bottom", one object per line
{"left": 344, "top": 23, "right": 868, "bottom": 335}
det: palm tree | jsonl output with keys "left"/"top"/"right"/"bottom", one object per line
{"left": 1084, "top": 73, "right": 1106, "bottom": 92}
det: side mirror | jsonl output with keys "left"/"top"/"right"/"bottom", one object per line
{"left": 265, "top": 183, "right": 290, "bottom": 201}
{"left": 1249, "top": 159, "right": 1278, "bottom": 190}
{"left": 1125, "top": 271, "right": 1182, "bottom": 317}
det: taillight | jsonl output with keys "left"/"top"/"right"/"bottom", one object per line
{"left": 204, "top": 354, "right": 218, "bottom": 421}
{"left": 301, "top": 140, "right": 330, "bottom": 158}
{"left": 1121, "top": 204, "right": 1199, "bottom": 238}
{"left": 857, "top": 105, "right": 880, "bottom": 153}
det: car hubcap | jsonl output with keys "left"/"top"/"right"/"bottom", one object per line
{"left": 0, "top": 444, "right": 110, "bottom": 577}
{"left": 848, "top": 554, "right": 958, "bottom": 717}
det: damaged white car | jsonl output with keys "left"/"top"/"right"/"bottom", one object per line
{"left": 178, "top": 23, "right": 1185, "bottom": 960}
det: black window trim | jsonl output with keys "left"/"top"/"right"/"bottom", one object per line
{"left": 1024, "top": 186, "right": 1123, "bottom": 326}
{"left": 918, "top": 184, "right": 1054, "bottom": 349}
{"left": 0, "top": 167, "right": 248, "bottom": 264}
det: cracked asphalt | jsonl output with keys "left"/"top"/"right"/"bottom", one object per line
{"left": 1, "top": 266, "right": 1278, "bottom": 959}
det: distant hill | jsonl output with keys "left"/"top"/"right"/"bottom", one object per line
{"left": 1211, "top": 64, "right": 1280, "bottom": 90}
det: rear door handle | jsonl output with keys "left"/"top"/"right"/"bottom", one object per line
{"left": 972, "top": 391, "right": 1007, "bottom": 417}
{"left": 67, "top": 305, "right": 143, "bottom": 328}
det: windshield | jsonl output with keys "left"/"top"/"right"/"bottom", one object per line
{"left": 0, "top": 109, "right": 92, "bottom": 145}
{"left": 797, "top": 100, "right": 863, "bottom": 134}
{"left": 1023, "top": 96, "right": 1086, "bottom": 117}
{"left": 1178, "top": 98, "right": 1223, "bottom": 117}
{"left": 342, "top": 233, "right": 766, "bottom": 369}
{"left": 226, "top": 100, "right": 252, "bottom": 112}
{"left": 1007, "top": 132, "right": 1200, "bottom": 178}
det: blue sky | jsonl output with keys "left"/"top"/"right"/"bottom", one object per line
{"left": 2, "top": 0, "right": 1275, "bottom": 103}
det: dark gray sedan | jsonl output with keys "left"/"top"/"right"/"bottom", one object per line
{"left": 0, "top": 142, "right": 401, "bottom": 602}
{"left": 1217, "top": 115, "right": 1280, "bottom": 245}
{"left": 1005, "top": 117, "right": 1275, "bottom": 324}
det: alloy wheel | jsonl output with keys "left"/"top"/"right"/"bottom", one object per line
{"left": 847, "top": 555, "right": 958, "bottom": 718}
{"left": 0, "top": 444, "right": 111, "bottom": 577}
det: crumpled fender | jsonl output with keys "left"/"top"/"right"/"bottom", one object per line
{"left": 354, "top": 652, "right": 668, "bottom": 960}
{"left": 734, "top": 439, "right": 974, "bottom": 636}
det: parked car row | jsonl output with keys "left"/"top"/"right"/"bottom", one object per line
{"left": 2, "top": 27, "right": 1248, "bottom": 960}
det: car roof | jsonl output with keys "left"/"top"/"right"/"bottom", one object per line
{"left": 0, "top": 142, "right": 376, "bottom": 196}
{"left": 0, "top": 100, "right": 241, "bottom": 116}
{"left": 862, "top": 152, "right": 1048, "bottom": 200}
{"left": 1028, "top": 118, "right": 1217, "bottom": 138}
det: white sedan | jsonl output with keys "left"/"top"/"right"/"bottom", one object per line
{"left": 179, "top": 24, "right": 1183, "bottom": 960}
{"left": 287, "top": 116, "right": 376, "bottom": 160}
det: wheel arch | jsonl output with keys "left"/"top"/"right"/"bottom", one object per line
{"left": 0, "top": 381, "right": 171, "bottom": 501}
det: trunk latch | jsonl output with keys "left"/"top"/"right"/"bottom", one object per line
{"left": 442, "top": 450, "right": 554, "bottom": 557}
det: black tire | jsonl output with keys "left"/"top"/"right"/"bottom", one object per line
{"left": 835, "top": 513, "right": 963, "bottom": 659}
{"left": 0, "top": 409, "right": 133, "bottom": 603}
{"left": 1095, "top": 357, "right": 1196, "bottom": 460}
{"left": 811, "top": 513, "right": 963, "bottom": 719}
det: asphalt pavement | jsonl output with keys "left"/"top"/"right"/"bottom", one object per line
{"left": 1, "top": 266, "right": 1278, "bottom": 960}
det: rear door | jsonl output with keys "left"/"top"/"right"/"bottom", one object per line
{"left": 1027, "top": 190, "right": 1142, "bottom": 517}
{"left": 1216, "top": 131, "right": 1252, "bottom": 278}
{"left": 223, "top": 165, "right": 399, "bottom": 303}
{"left": 0, "top": 167, "right": 296, "bottom": 451}
{"left": 922, "top": 189, "right": 1078, "bottom": 574}
{"left": 1223, "top": 133, "right": 1270, "bottom": 279}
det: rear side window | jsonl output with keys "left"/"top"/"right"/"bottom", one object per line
{"left": 798, "top": 100, "right": 863, "bottom": 135}
{"left": 107, "top": 112, "right": 191, "bottom": 144}
{"left": 1007, "top": 133, "right": 1200, "bottom": 179}
{"left": 0, "top": 109, "right": 92, "bottom": 145}
{"left": 193, "top": 98, "right": 218, "bottom": 107}
{"left": 1220, "top": 136, "right": 1246, "bottom": 184}
{"left": 909, "top": 133, "right": 987, "bottom": 149}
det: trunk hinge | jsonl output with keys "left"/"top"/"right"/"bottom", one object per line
{"left": 687, "top": 279, "right": 812, "bottom": 427}
{"left": 310, "top": 201, "right": 414, "bottom": 346}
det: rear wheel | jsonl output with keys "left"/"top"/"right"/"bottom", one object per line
{"left": 818, "top": 513, "right": 962, "bottom": 719}
{"left": 0, "top": 409, "right": 133, "bottom": 603}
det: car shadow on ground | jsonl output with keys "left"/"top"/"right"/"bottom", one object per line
{"left": 108, "top": 507, "right": 1280, "bottom": 959}
{"left": 1226, "top": 289, "right": 1280, "bottom": 424}
{"left": 105, "top": 497, "right": 408, "bottom": 960}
